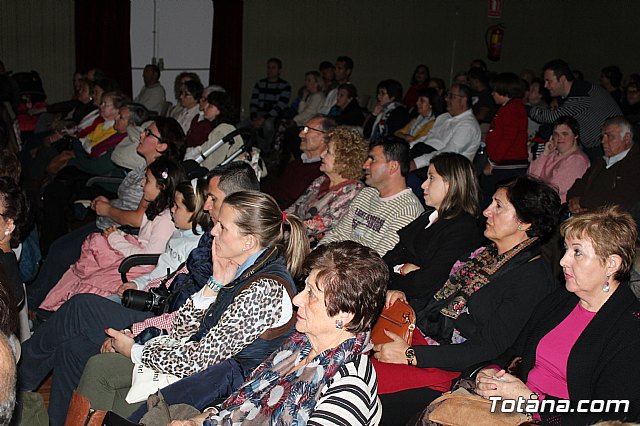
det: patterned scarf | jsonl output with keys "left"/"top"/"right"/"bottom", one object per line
{"left": 206, "top": 331, "right": 371, "bottom": 425}
{"left": 435, "top": 237, "right": 538, "bottom": 319}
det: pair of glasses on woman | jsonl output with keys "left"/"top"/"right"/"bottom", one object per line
{"left": 143, "top": 128, "right": 163, "bottom": 142}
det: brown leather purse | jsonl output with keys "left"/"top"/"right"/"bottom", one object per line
{"left": 371, "top": 300, "right": 416, "bottom": 345}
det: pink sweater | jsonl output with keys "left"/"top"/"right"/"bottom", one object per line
{"left": 39, "top": 210, "right": 174, "bottom": 311}
{"left": 527, "top": 303, "right": 596, "bottom": 399}
{"left": 528, "top": 149, "right": 590, "bottom": 203}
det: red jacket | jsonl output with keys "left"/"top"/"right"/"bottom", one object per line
{"left": 485, "top": 98, "right": 528, "bottom": 164}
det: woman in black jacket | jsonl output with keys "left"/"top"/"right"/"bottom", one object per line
{"left": 383, "top": 152, "right": 482, "bottom": 314}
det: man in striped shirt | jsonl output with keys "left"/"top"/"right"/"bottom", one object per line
{"left": 249, "top": 57, "right": 291, "bottom": 152}
{"left": 321, "top": 139, "right": 423, "bottom": 256}
{"left": 529, "top": 59, "right": 621, "bottom": 164}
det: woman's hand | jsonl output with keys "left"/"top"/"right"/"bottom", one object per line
{"left": 543, "top": 138, "right": 558, "bottom": 156}
{"left": 102, "top": 226, "right": 118, "bottom": 239}
{"left": 400, "top": 263, "right": 420, "bottom": 275}
{"left": 372, "top": 330, "right": 412, "bottom": 364}
{"left": 44, "top": 131, "right": 62, "bottom": 145}
{"left": 210, "top": 241, "right": 239, "bottom": 286}
{"left": 475, "top": 369, "right": 532, "bottom": 400}
{"left": 372, "top": 102, "right": 383, "bottom": 116}
{"left": 385, "top": 290, "right": 407, "bottom": 308}
{"left": 396, "top": 132, "right": 413, "bottom": 142}
{"left": 100, "top": 337, "right": 116, "bottom": 353}
{"left": 105, "top": 328, "right": 135, "bottom": 358}
{"left": 117, "top": 282, "right": 137, "bottom": 298}
{"left": 482, "top": 162, "right": 494, "bottom": 176}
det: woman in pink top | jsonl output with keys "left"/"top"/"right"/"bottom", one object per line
{"left": 475, "top": 206, "right": 640, "bottom": 424}
{"left": 528, "top": 116, "right": 590, "bottom": 203}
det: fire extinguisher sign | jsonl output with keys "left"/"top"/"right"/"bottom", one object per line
{"left": 488, "top": 0, "right": 502, "bottom": 18}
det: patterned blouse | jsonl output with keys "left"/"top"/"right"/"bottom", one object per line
{"left": 286, "top": 175, "right": 364, "bottom": 243}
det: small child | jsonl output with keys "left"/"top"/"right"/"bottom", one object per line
{"left": 116, "top": 177, "right": 210, "bottom": 297}
{"left": 39, "top": 158, "right": 185, "bottom": 311}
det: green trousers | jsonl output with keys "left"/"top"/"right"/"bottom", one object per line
{"left": 76, "top": 352, "right": 144, "bottom": 418}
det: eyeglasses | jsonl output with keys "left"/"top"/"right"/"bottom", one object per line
{"left": 446, "top": 92, "right": 465, "bottom": 99}
{"left": 143, "top": 128, "right": 163, "bottom": 142}
{"left": 302, "top": 126, "right": 326, "bottom": 134}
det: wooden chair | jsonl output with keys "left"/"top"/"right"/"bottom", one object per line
{"left": 64, "top": 391, "right": 107, "bottom": 426}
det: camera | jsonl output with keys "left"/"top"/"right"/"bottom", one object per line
{"left": 122, "top": 285, "right": 170, "bottom": 315}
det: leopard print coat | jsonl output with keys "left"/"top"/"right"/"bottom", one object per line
{"left": 140, "top": 276, "right": 287, "bottom": 378}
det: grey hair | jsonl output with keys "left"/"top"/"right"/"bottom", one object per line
{"left": 603, "top": 116, "right": 634, "bottom": 141}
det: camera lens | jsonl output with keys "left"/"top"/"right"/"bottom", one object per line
{"left": 122, "top": 289, "right": 152, "bottom": 311}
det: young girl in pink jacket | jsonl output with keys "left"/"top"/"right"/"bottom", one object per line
{"left": 39, "top": 158, "right": 185, "bottom": 311}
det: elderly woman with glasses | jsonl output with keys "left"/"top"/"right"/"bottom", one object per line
{"left": 286, "top": 127, "right": 368, "bottom": 246}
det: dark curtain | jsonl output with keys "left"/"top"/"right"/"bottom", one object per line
{"left": 210, "top": 0, "right": 243, "bottom": 117}
{"left": 75, "top": 0, "right": 133, "bottom": 97}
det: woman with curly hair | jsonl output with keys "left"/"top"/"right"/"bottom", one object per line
{"left": 286, "top": 126, "right": 368, "bottom": 246}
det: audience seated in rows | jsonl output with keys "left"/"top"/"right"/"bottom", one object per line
{"left": 76, "top": 191, "right": 307, "bottom": 419}
{"left": 6, "top": 55, "right": 640, "bottom": 426}
{"left": 18, "top": 163, "right": 259, "bottom": 425}
{"left": 26, "top": 117, "right": 186, "bottom": 312}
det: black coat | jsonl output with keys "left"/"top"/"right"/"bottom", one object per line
{"left": 415, "top": 249, "right": 555, "bottom": 371}
{"left": 515, "top": 284, "right": 640, "bottom": 424}
{"left": 384, "top": 210, "right": 481, "bottom": 313}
